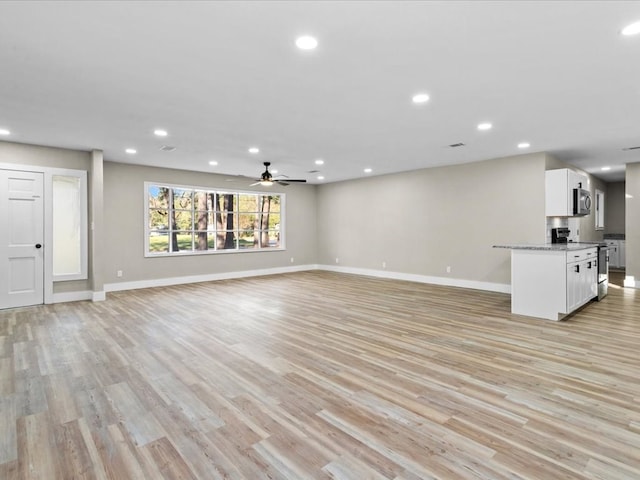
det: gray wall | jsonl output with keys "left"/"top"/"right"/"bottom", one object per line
{"left": 316, "top": 152, "right": 547, "bottom": 286}
{"left": 577, "top": 173, "right": 607, "bottom": 243}
{"left": 102, "top": 161, "right": 318, "bottom": 285}
{"left": 605, "top": 181, "right": 626, "bottom": 235}
{"left": 0, "top": 141, "right": 92, "bottom": 294}
{"left": 626, "top": 163, "right": 640, "bottom": 286}
{"left": 5, "top": 139, "right": 636, "bottom": 298}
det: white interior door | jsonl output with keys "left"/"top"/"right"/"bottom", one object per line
{"left": 0, "top": 169, "right": 44, "bottom": 309}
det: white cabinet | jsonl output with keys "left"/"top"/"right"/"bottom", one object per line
{"left": 566, "top": 251, "right": 597, "bottom": 312}
{"left": 511, "top": 247, "right": 597, "bottom": 320}
{"left": 606, "top": 239, "right": 625, "bottom": 268}
{"left": 545, "top": 168, "right": 589, "bottom": 217}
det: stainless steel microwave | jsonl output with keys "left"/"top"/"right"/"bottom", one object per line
{"left": 573, "top": 188, "right": 591, "bottom": 215}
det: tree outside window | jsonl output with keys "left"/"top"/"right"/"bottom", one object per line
{"left": 146, "top": 183, "right": 283, "bottom": 255}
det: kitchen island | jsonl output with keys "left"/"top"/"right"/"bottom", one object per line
{"left": 494, "top": 243, "right": 599, "bottom": 321}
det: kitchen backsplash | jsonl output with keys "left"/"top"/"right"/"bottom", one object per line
{"left": 546, "top": 217, "right": 580, "bottom": 243}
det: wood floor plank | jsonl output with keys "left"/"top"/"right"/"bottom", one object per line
{"left": 104, "top": 381, "right": 166, "bottom": 447}
{"left": 0, "top": 270, "right": 639, "bottom": 478}
{"left": 17, "top": 411, "right": 61, "bottom": 479}
{"left": 0, "top": 394, "right": 17, "bottom": 463}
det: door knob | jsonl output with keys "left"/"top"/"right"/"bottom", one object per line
{"left": 35, "top": 243, "right": 42, "bottom": 249}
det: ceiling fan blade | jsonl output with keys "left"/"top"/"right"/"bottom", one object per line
{"left": 250, "top": 181, "right": 262, "bottom": 186}
{"left": 275, "top": 180, "right": 290, "bottom": 186}
{"left": 284, "top": 179, "right": 307, "bottom": 183}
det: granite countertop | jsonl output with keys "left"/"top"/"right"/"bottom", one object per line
{"left": 493, "top": 242, "right": 601, "bottom": 251}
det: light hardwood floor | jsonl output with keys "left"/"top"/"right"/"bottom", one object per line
{"left": 1, "top": 271, "right": 639, "bottom": 479}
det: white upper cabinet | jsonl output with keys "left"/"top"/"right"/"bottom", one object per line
{"left": 545, "top": 168, "right": 589, "bottom": 217}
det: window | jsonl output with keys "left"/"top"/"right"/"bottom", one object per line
{"left": 52, "top": 172, "right": 88, "bottom": 280}
{"left": 145, "top": 183, "right": 283, "bottom": 256}
{"left": 595, "top": 189, "right": 605, "bottom": 230}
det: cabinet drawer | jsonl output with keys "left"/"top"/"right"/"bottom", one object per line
{"left": 566, "top": 248, "right": 597, "bottom": 264}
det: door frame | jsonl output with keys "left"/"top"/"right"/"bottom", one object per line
{"left": 1, "top": 162, "right": 88, "bottom": 305}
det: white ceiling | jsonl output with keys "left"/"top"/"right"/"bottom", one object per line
{"left": 1, "top": 1, "right": 639, "bottom": 183}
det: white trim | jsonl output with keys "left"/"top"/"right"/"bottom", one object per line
{"left": 317, "top": 265, "right": 512, "bottom": 294}
{"left": 104, "top": 264, "right": 318, "bottom": 293}
{"left": 103, "top": 263, "right": 510, "bottom": 296}
{"left": 0, "top": 162, "right": 89, "bottom": 304}
{"left": 51, "top": 171, "right": 88, "bottom": 281}
{"left": 144, "top": 181, "right": 286, "bottom": 257}
{"left": 92, "top": 291, "right": 106, "bottom": 301}
{"left": 624, "top": 276, "right": 638, "bottom": 289}
{"left": 51, "top": 290, "right": 92, "bottom": 304}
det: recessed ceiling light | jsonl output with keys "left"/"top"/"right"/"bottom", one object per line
{"left": 295, "top": 35, "right": 318, "bottom": 50}
{"left": 621, "top": 21, "right": 640, "bottom": 36}
{"left": 517, "top": 142, "right": 530, "bottom": 149}
{"left": 364, "top": 168, "right": 372, "bottom": 173}
{"left": 317, "top": 176, "right": 325, "bottom": 180}
{"left": 248, "top": 147, "right": 260, "bottom": 154}
{"left": 601, "top": 166, "right": 611, "bottom": 171}
{"left": 125, "top": 148, "right": 137, "bottom": 154}
{"left": 209, "top": 160, "right": 218, "bottom": 166}
{"left": 154, "top": 129, "right": 168, "bottom": 137}
{"left": 0, "top": 128, "right": 10, "bottom": 135}
{"left": 315, "top": 159, "right": 324, "bottom": 165}
{"left": 412, "top": 93, "right": 430, "bottom": 104}
{"left": 477, "top": 122, "right": 493, "bottom": 131}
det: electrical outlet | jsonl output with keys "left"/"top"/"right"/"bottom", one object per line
{"left": 382, "top": 261, "right": 386, "bottom": 269}
{"left": 335, "top": 257, "right": 339, "bottom": 264}
{"left": 446, "top": 266, "right": 451, "bottom": 273}
{"left": 290, "top": 257, "right": 294, "bottom": 263}
{"left": 117, "top": 270, "right": 123, "bottom": 278}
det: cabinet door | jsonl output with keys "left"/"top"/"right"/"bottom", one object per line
{"left": 566, "top": 262, "right": 581, "bottom": 312}
{"left": 568, "top": 170, "right": 587, "bottom": 190}
{"left": 584, "top": 259, "right": 598, "bottom": 301}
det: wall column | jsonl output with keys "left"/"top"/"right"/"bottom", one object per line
{"left": 90, "top": 150, "right": 105, "bottom": 300}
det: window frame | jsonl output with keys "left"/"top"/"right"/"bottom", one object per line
{"left": 52, "top": 172, "right": 89, "bottom": 281}
{"left": 144, "top": 181, "right": 285, "bottom": 257}
{"left": 595, "top": 188, "right": 605, "bottom": 231}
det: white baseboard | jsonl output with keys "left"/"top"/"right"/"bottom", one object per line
{"left": 92, "top": 291, "right": 106, "bottom": 302}
{"left": 317, "top": 264, "right": 511, "bottom": 294}
{"left": 60, "top": 264, "right": 510, "bottom": 302}
{"left": 623, "top": 276, "right": 638, "bottom": 288}
{"left": 104, "top": 264, "right": 319, "bottom": 293}
{"left": 51, "top": 290, "right": 93, "bottom": 304}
